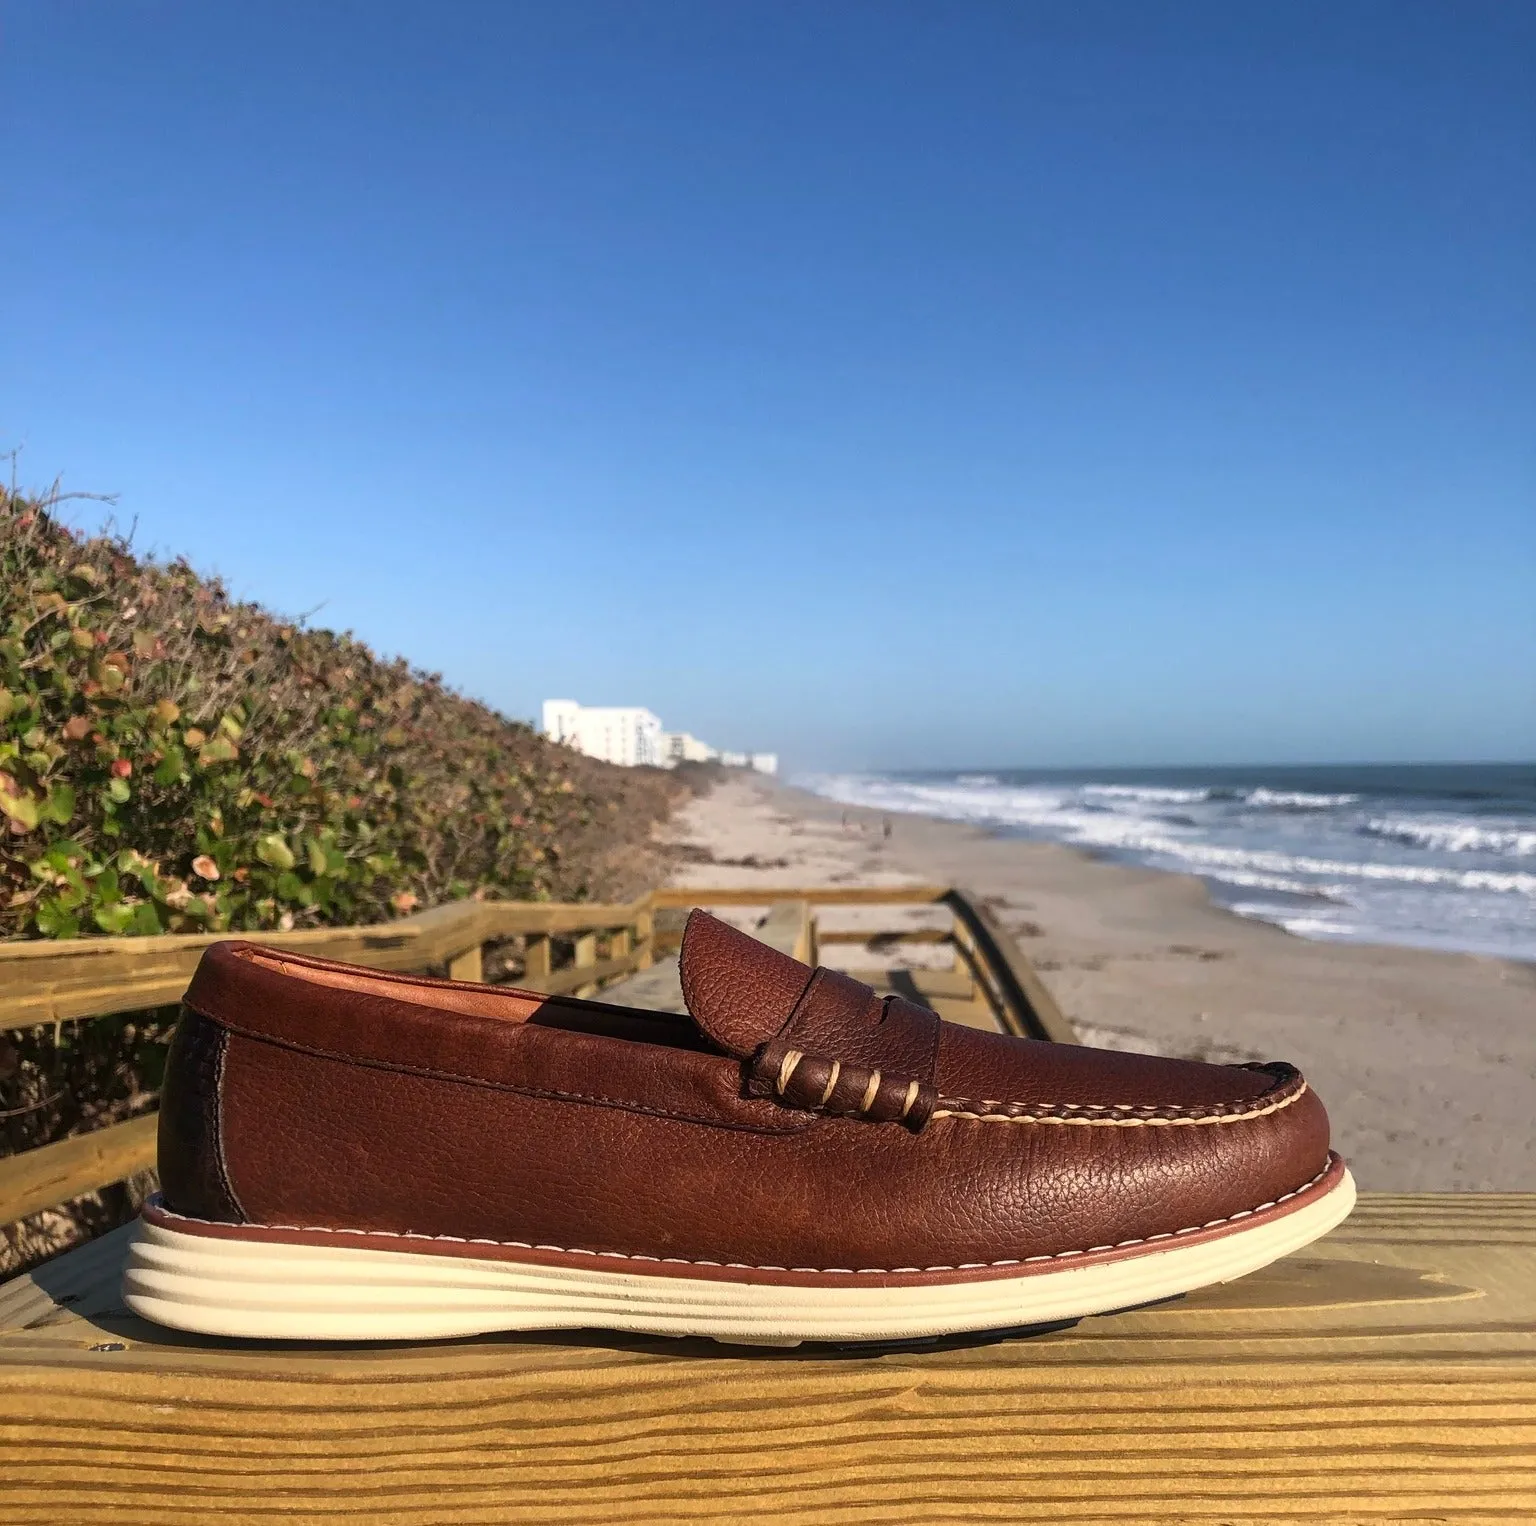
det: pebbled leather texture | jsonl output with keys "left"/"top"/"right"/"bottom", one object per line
{"left": 157, "top": 1007, "right": 244, "bottom": 1223}
{"left": 678, "top": 907, "right": 815, "bottom": 1055}
{"left": 168, "top": 913, "right": 1337, "bottom": 1272}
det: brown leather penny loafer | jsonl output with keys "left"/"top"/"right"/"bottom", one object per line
{"left": 123, "top": 910, "right": 1354, "bottom": 1343}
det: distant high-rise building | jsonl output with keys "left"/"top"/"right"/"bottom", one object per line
{"left": 541, "top": 700, "right": 664, "bottom": 769}
{"left": 543, "top": 701, "right": 775, "bottom": 774}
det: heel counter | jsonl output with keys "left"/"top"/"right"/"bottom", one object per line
{"left": 158, "top": 1007, "right": 245, "bottom": 1222}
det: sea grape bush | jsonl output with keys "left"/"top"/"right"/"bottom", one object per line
{"left": 0, "top": 481, "right": 675, "bottom": 941}
{"left": 1, "top": 480, "right": 685, "bottom": 1270}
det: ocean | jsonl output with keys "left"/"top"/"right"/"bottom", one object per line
{"left": 799, "top": 763, "right": 1536, "bottom": 963}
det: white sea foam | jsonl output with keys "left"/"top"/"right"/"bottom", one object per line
{"left": 1363, "top": 817, "right": 1536, "bottom": 859}
{"left": 1081, "top": 784, "right": 1211, "bottom": 805}
{"left": 1271, "top": 913, "right": 1364, "bottom": 941}
{"left": 1244, "top": 788, "right": 1360, "bottom": 809}
{"left": 1148, "top": 838, "right": 1536, "bottom": 896}
{"left": 808, "top": 775, "right": 1536, "bottom": 896}
{"left": 799, "top": 770, "right": 1536, "bottom": 959}
{"left": 1200, "top": 869, "right": 1341, "bottom": 899}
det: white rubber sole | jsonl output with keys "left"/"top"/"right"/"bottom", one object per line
{"left": 121, "top": 1165, "right": 1354, "bottom": 1345}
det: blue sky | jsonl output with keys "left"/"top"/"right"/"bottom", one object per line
{"left": 4, "top": 1, "right": 1532, "bottom": 771}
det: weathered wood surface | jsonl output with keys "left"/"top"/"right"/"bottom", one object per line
{"left": 1, "top": 885, "right": 959, "bottom": 1030}
{"left": 651, "top": 884, "right": 949, "bottom": 908}
{"left": 602, "top": 955, "right": 689, "bottom": 1014}
{"left": 0, "top": 1195, "right": 1531, "bottom": 1523}
{"left": 0, "top": 896, "right": 653, "bottom": 1030}
{"left": 947, "top": 888, "right": 1077, "bottom": 1044}
{"left": 0, "top": 1114, "right": 158, "bottom": 1227}
{"left": 755, "top": 899, "right": 817, "bottom": 964}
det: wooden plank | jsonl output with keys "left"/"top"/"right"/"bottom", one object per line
{"left": 816, "top": 926, "right": 951, "bottom": 945}
{"left": 926, "top": 996, "right": 1006, "bottom": 1030}
{"left": 519, "top": 954, "right": 638, "bottom": 1000}
{"left": 445, "top": 944, "right": 483, "bottom": 984}
{"left": 599, "top": 955, "right": 686, "bottom": 1014}
{"left": 521, "top": 934, "right": 552, "bottom": 981}
{"left": 756, "top": 901, "right": 814, "bottom": 964}
{"left": 0, "top": 897, "right": 652, "bottom": 1030}
{"left": 651, "top": 885, "right": 948, "bottom": 909}
{"left": 571, "top": 932, "right": 598, "bottom": 999}
{"left": 946, "top": 888, "right": 1076, "bottom": 1044}
{"left": 0, "top": 1115, "right": 157, "bottom": 1228}
{"left": 631, "top": 909, "right": 654, "bottom": 973}
{"left": 0, "top": 1195, "right": 1532, "bottom": 1522}
{"left": 842, "top": 967, "right": 977, "bottom": 1001}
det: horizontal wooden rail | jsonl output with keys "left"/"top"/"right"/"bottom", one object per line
{"left": 650, "top": 885, "right": 949, "bottom": 908}
{"left": 814, "top": 926, "right": 951, "bottom": 945}
{"left": 1, "top": 882, "right": 1070, "bottom": 1227}
{"left": 0, "top": 896, "right": 653, "bottom": 1031}
{"left": 520, "top": 954, "right": 641, "bottom": 999}
{"left": 0, "top": 1114, "right": 158, "bottom": 1228}
{"left": 946, "top": 888, "right": 1076, "bottom": 1044}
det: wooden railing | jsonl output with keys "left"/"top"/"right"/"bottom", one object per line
{"left": 0, "top": 884, "right": 1070, "bottom": 1229}
{"left": 4, "top": 893, "right": 1531, "bottom": 1520}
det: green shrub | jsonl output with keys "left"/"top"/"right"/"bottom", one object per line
{"left": 1, "top": 478, "right": 689, "bottom": 1272}
{"left": 1, "top": 481, "right": 675, "bottom": 939}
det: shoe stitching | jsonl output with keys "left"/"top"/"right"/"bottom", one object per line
{"left": 932, "top": 1081, "right": 1307, "bottom": 1126}
{"left": 192, "top": 999, "right": 1300, "bottom": 1134}
{"left": 145, "top": 1163, "right": 1333, "bottom": 1276}
{"left": 933, "top": 1066, "right": 1303, "bottom": 1124}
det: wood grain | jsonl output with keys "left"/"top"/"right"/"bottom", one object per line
{"left": 0, "top": 1195, "right": 1531, "bottom": 1523}
{"left": 651, "top": 885, "right": 950, "bottom": 908}
{"left": 0, "top": 1114, "right": 158, "bottom": 1227}
{"left": 0, "top": 896, "right": 653, "bottom": 1029}
{"left": 949, "top": 888, "right": 1077, "bottom": 1044}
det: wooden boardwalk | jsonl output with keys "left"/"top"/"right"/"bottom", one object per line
{"left": 1, "top": 1195, "right": 1532, "bottom": 1522}
{"left": 3, "top": 887, "right": 1533, "bottom": 1520}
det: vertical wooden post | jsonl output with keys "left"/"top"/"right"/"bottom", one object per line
{"left": 574, "top": 931, "right": 599, "bottom": 998}
{"left": 633, "top": 908, "right": 654, "bottom": 972}
{"left": 446, "top": 944, "right": 483, "bottom": 984}
{"left": 523, "top": 934, "right": 552, "bottom": 984}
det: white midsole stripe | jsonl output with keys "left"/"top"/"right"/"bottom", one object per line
{"left": 121, "top": 1169, "right": 1355, "bottom": 1344}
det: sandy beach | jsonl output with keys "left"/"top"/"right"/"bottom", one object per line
{"left": 661, "top": 776, "right": 1536, "bottom": 1193}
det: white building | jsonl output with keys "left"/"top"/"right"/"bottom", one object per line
{"left": 542, "top": 700, "right": 664, "bottom": 769}
{"left": 662, "top": 732, "right": 719, "bottom": 766}
{"left": 543, "top": 701, "right": 776, "bottom": 774}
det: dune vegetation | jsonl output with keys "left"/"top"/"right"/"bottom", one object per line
{"left": 0, "top": 477, "right": 693, "bottom": 1268}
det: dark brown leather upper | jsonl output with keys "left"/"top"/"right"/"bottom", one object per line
{"left": 158, "top": 909, "right": 1333, "bottom": 1272}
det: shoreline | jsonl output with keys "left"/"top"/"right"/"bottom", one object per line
{"left": 660, "top": 776, "right": 1536, "bottom": 1193}
{"left": 791, "top": 764, "right": 1536, "bottom": 967}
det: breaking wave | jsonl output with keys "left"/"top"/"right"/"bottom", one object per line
{"left": 1245, "top": 787, "right": 1360, "bottom": 809}
{"left": 1362, "top": 817, "right": 1536, "bottom": 858}
{"left": 799, "top": 765, "right": 1536, "bottom": 961}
